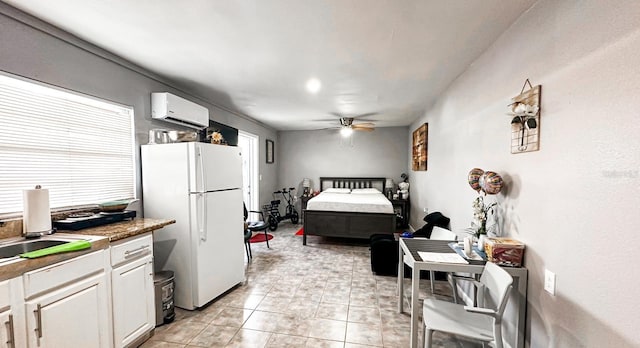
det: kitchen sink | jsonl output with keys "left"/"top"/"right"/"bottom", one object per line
{"left": 0, "top": 239, "right": 68, "bottom": 259}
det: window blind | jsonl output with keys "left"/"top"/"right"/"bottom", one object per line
{"left": 0, "top": 73, "right": 135, "bottom": 216}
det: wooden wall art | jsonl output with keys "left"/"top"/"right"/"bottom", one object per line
{"left": 412, "top": 123, "right": 428, "bottom": 171}
{"left": 509, "top": 79, "right": 541, "bottom": 154}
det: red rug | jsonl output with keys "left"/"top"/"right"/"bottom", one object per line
{"left": 249, "top": 233, "right": 273, "bottom": 243}
{"left": 295, "top": 228, "right": 304, "bottom": 236}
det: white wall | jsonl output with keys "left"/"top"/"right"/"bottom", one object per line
{"left": 0, "top": 4, "right": 278, "bottom": 209}
{"left": 278, "top": 127, "right": 408, "bottom": 209}
{"left": 409, "top": 1, "right": 640, "bottom": 347}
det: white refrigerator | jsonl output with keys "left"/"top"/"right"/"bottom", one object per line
{"left": 141, "top": 142, "right": 245, "bottom": 310}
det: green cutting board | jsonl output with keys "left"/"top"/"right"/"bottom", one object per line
{"left": 20, "top": 240, "right": 92, "bottom": 259}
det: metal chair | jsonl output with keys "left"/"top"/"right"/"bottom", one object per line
{"left": 427, "top": 226, "right": 458, "bottom": 293}
{"left": 422, "top": 262, "right": 513, "bottom": 348}
{"left": 401, "top": 227, "right": 457, "bottom": 311}
{"left": 244, "top": 203, "right": 270, "bottom": 248}
{"left": 243, "top": 222, "right": 252, "bottom": 260}
{"left": 403, "top": 226, "right": 457, "bottom": 294}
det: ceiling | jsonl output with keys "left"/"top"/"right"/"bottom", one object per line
{"left": 4, "top": 0, "right": 536, "bottom": 131}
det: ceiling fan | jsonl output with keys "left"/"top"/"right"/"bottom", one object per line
{"left": 338, "top": 117, "right": 375, "bottom": 136}
{"left": 321, "top": 113, "right": 377, "bottom": 137}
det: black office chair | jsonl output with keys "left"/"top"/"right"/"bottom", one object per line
{"left": 243, "top": 221, "right": 253, "bottom": 259}
{"left": 244, "top": 203, "right": 270, "bottom": 249}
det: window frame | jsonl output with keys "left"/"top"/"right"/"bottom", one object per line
{"left": 0, "top": 71, "right": 137, "bottom": 218}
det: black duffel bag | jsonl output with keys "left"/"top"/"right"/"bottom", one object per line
{"left": 412, "top": 212, "right": 450, "bottom": 238}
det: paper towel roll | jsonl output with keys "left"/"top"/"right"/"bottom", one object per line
{"left": 23, "top": 186, "right": 52, "bottom": 234}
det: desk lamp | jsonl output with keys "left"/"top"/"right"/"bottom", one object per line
{"left": 302, "top": 178, "right": 310, "bottom": 197}
{"left": 385, "top": 178, "right": 394, "bottom": 199}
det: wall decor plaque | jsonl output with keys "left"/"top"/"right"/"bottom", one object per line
{"left": 509, "top": 79, "right": 541, "bottom": 154}
{"left": 412, "top": 123, "right": 428, "bottom": 171}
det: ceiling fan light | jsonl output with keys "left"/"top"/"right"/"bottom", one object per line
{"left": 340, "top": 126, "right": 353, "bottom": 137}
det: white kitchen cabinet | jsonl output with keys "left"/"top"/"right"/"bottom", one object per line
{"left": 23, "top": 250, "right": 110, "bottom": 348}
{"left": 0, "top": 278, "right": 26, "bottom": 348}
{"left": 110, "top": 233, "right": 155, "bottom": 348}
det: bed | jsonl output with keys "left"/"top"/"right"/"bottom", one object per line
{"left": 302, "top": 177, "right": 396, "bottom": 245}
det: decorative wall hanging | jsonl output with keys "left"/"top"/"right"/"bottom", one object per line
{"left": 266, "top": 139, "right": 274, "bottom": 163}
{"left": 508, "top": 79, "right": 541, "bottom": 153}
{"left": 412, "top": 123, "right": 428, "bottom": 171}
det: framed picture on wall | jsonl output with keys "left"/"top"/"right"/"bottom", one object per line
{"left": 266, "top": 139, "right": 274, "bottom": 163}
{"left": 412, "top": 123, "right": 428, "bottom": 171}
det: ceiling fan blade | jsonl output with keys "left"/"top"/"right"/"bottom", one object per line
{"left": 330, "top": 112, "right": 378, "bottom": 119}
{"left": 312, "top": 118, "right": 340, "bottom": 122}
{"left": 353, "top": 112, "right": 378, "bottom": 119}
{"left": 352, "top": 125, "right": 375, "bottom": 131}
{"left": 353, "top": 122, "right": 375, "bottom": 127}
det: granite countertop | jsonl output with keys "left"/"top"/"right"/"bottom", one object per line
{"left": 0, "top": 217, "right": 175, "bottom": 282}
{"left": 60, "top": 217, "right": 175, "bottom": 242}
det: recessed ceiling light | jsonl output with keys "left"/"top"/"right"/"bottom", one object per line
{"left": 306, "top": 78, "right": 321, "bottom": 94}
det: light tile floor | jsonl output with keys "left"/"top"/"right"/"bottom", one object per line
{"left": 142, "top": 222, "right": 481, "bottom": 348}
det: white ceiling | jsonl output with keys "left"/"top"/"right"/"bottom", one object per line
{"left": 5, "top": 0, "right": 536, "bottom": 131}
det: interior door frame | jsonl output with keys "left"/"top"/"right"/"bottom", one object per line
{"left": 238, "top": 130, "right": 259, "bottom": 211}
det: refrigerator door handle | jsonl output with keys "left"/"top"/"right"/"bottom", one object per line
{"left": 198, "top": 192, "right": 207, "bottom": 242}
{"left": 197, "top": 145, "right": 205, "bottom": 193}
{"left": 197, "top": 145, "right": 208, "bottom": 242}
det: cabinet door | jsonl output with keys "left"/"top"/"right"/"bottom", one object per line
{"left": 0, "top": 278, "right": 26, "bottom": 348}
{"left": 0, "top": 309, "right": 15, "bottom": 348}
{"left": 111, "top": 256, "right": 154, "bottom": 347}
{"left": 25, "top": 273, "right": 109, "bottom": 348}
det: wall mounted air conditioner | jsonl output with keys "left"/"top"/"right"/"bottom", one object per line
{"left": 151, "top": 92, "right": 209, "bottom": 129}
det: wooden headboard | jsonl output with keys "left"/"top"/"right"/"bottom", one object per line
{"left": 319, "top": 177, "right": 387, "bottom": 192}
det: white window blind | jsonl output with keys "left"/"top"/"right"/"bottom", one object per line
{"left": 0, "top": 73, "right": 135, "bottom": 215}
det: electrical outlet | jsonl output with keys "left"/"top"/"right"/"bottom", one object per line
{"left": 544, "top": 269, "right": 556, "bottom": 295}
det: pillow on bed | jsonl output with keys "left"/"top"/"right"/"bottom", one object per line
{"left": 323, "top": 188, "right": 351, "bottom": 194}
{"left": 350, "top": 188, "right": 381, "bottom": 194}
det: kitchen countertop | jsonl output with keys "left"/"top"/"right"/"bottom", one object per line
{"left": 60, "top": 217, "right": 175, "bottom": 242}
{"left": 0, "top": 217, "right": 175, "bottom": 282}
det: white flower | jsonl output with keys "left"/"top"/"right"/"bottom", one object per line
{"left": 509, "top": 102, "right": 539, "bottom": 117}
{"left": 469, "top": 195, "right": 497, "bottom": 237}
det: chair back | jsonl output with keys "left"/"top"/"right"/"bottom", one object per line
{"left": 479, "top": 262, "right": 514, "bottom": 317}
{"left": 243, "top": 203, "right": 248, "bottom": 221}
{"left": 429, "top": 226, "right": 457, "bottom": 241}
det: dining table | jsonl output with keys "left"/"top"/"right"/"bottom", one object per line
{"left": 397, "top": 237, "right": 528, "bottom": 348}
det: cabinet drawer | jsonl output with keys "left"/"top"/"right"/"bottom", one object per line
{"left": 23, "top": 250, "right": 106, "bottom": 299}
{"left": 110, "top": 233, "right": 153, "bottom": 266}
